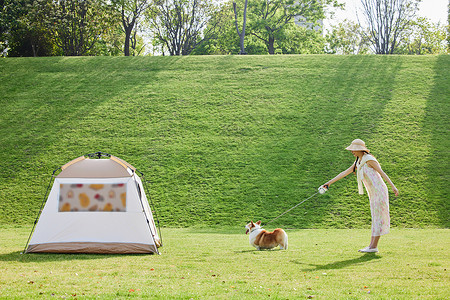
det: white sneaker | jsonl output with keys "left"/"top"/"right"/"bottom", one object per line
{"left": 358, "top": 246, "right": 378, "bottom": 253}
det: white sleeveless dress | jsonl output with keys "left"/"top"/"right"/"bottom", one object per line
{"left": 356, "top": 154, "right": 390, "bottom": 236}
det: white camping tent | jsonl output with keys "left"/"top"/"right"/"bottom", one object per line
{"left": 25, "top": 152, "right": 161, "bottom": 254}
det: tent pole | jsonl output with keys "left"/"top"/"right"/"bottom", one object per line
{"left": 22, "top": 167, "right": 60, "bottom": 254}
{"left": 133, "top": 172, "right": 161, "bottom": 254}
{"left": 138, "top": 170, "right": 163, "bottom": 248}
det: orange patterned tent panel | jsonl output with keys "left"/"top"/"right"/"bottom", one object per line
{"left": 59, "top": 183, "right": 127, "bottom": 212}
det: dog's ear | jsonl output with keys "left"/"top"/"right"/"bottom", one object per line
{"left": 256, "top": 220, "right": 261, "bottom": 225}
{"left": 250, "top": 221, "right": 254, "bottom": 225}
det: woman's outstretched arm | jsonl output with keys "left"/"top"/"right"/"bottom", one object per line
{"left": 323, "top": 164, "right": 355, "bottom": 188}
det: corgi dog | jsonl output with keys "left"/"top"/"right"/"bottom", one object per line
{"left": 245, "top": 221, "right": 288, "bottom": 250}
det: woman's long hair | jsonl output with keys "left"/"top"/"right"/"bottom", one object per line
{"left": 353, "top": 151, "right": 372, "bottom": 173}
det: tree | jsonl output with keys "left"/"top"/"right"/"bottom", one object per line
{"left": 191, "top": 1, "right": 241, "bottom": 55}
{"left": 278, "top": 22, "right": 327, "bottom": 54}
{"left": 1, "top": 0, "right": 56, "bottom": 56}
{"left": 90, "top": 23, "right": 124, "bottom": 55}
{"left": 326, "top": 19, "right": 370, "bottom": 54}
{"left": 195, "top": 0, "right": 332, "bottom": 55}
{"left": 147, "top": 0, "right": 223, "bottom": 55}
{"left": 0, "top": 0, "right": 12, "bottom": 55}
{"left": 395, "top": 17, "right": 448, "bottom": 54}
{"left": 448, "top": 0, "right": 449, "bottom": 52}
{"left": 42, "top": 0, "right": 116, "bottom": 56}
{"left": 357, "top": 0, "right": 420, "bottom": 54}
{"left": 233, "top": 0, "right": 248, "bottom": 54}
{"left": 129, "top": 23, "right": 147, "bottom": 55}
{"left": 20, "top": 0, "right": 58, "bottom": 56}
{"left": 113, "top": 0, "right": 149, "bottom": 56}
{"left": 1, "top": 0, "right": 122, "bottom": 56}
{"left": 247, "top": 0, "right": 340, "bottom": 54}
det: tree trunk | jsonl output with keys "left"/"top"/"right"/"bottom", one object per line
{"left": 267, "top": 35, "right": 275, "bottom": 54}
{"left": 124, "top": 27, "right": 133, "bottom": 56}
{"left": 240, "top": 0, "right": 248, "bottom": 54}
{"left": 239, "top": 34, "right": 246, "bottom": 54}
{"left": 31, "top": 44, "right": 38, "bottom": 57}
{"left": 233, "top": 0, "right": 248, "bottom": 55}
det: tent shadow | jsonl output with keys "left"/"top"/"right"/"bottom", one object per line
{"left": 292, "top": 253, "right": 381, "bottom": 272}
{"left": 0, "top": 251, "right": 152, "bottom": 263}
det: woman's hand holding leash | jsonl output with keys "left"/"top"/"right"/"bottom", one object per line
{"left": 318, "top": 184, "right": 329, "bottom": 194}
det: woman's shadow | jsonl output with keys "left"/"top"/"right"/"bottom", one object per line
{"left": 292, "top": 253, "right": 381, "bottom": 272}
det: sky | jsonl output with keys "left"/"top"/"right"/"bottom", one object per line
{"left": 324, "top": 0, "right": 448, "bottom": 31}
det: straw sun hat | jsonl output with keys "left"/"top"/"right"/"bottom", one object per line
{"left": 345, "top": 139, "right": 370, "bottom": 153}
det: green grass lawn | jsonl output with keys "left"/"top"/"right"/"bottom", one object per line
{"left": 0, "top": 55, "right": 448, "bottom": 229}
{"left": 0, "top": 226, "right": 448, "bottom": 299}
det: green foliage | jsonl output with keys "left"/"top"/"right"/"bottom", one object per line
{"left": 111, "top": 0, "right": 149, "bottom": 56}
{"left": 326, "top": 17, "right": 448, "bottom": 56}
{"left": 146, "top": 0, "right": 222, "bottom": 55}
{"left": 277, "top": 23, "right": 326, "bottom": 54}
{"left": 19, "top": 0, "right": 120, "bottom": 56}
{"left": 0, "top": 0, "right": 57, "bottom": 56}
{"left": 0, "top": 56, "right": 448, "bottom": 229}
{"left": 191, "top": 1, "right": 241, "bottom": 55}
{"left": 0, "top": 0, "right": 124, "bottom": 57}
{"left": 448, "top": 1, "right": 450, "bottom": 52}
{"left": 192, "top": 23, "right": 267, "bottom": 55}
{"left": 45, "top": 0, "right": 118, "bottom": 56}
{"left": 325, "top": 19, "right": 371, "bottom": 55}
{"left": 395, "top": 17, "right": 449, "bottom": 55}
{"left": 89, "top": 24, "right": 124, "bottom": 56}
{"left": 195, "top": 0, "right": 329, "bottom": 55}
{"left": 247, "top": 0, "right": 339, "bottom": 54}
{"left": 0, "top": 227, "right": 449, "bottom": 298}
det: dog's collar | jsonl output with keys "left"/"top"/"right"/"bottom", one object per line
{"left": 250, "top": 227, "right": 261, "bottom": 233}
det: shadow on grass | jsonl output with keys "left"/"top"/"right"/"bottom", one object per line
{"left": 292, "top": 253, "right": 381, "bottom": 272}
{"left": 234, "top": 248, "right": 285, "bottom": 254}
{"left": 0, "top": 251, "right": 152, "bottom": 263}
{"left": 425, "top": 55, "right": 450, "bottom": 227}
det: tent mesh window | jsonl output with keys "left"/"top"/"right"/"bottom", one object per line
{"left": 59, "top": 183, "right": 127, "bottom": 212}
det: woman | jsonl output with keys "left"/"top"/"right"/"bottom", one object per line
{"left": 322, "top": 139, "right": 399, "bottom": 253}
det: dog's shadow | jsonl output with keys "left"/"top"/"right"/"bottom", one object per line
{"left": 292, "top": 253, "right": 381, "bottom": 272}
{"left": 234, "top": 249, "right": 285, "bottom": 254}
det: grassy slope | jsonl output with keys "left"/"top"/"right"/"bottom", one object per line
{"left": 0, "top": 55, "right": 448, "bottom": 228}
